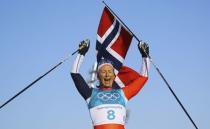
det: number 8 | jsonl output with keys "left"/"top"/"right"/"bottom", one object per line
{"left": 107, "top": 110, "right": 115, "bottom": 120}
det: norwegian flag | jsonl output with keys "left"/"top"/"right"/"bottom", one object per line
{"left": 96, "top": 7, "right": 140, "bottom": 88}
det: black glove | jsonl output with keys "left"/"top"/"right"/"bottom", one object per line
{"left": 138, "top": 41, "right": 149, "bottom": 58}
{"left": 78, "top": 39, "right": 90, "bottom": 55}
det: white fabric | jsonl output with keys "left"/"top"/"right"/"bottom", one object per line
{"left": 97, "top": 63, "right": 114, "bottom": 71}
{"left": 106, "top": 24, "right": 124, "bottom": 63}
{"left": 86, "top": 97, "right": 91, "bottom": 104}
{"left": 97, "top": 19, "right": 116, "bottom": 44}
{"left": 71, "top": 54, "right": 84, "bottom": 73}
{"left": 114, "top": 76, "right": 125, "bottom": 88}
{"left": 140, "top": 57, "right": 150, "bottom": 77}
{"left": 89, "top": 104, "right": 126, "bottom": 126}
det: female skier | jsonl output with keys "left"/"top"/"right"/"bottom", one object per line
{"left": 71, "top": 40, "right": 150, "bottom": 129}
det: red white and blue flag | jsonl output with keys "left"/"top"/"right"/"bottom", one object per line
{"left": 96, "top": 7, "right": 140, "bottom": 88}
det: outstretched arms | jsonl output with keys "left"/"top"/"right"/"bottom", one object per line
{"left": 71, "top": 39, "right": 90, "bottom": 73}
{"left": 139, "top": 42, "right": 150, "bottom": 77}
{"left": 71, "top": 40, "right": 92, "bottom": 101}
{"left": 123, "top": 42, "right": 150, "bottom": 100}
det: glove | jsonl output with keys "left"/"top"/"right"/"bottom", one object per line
{"left": 78, "top": 39, "right": 90, "bottom": 55}
{"left": 138, "top": 41, "right": 149, "bottom": 58}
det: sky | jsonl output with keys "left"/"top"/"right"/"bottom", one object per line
{"left": 0, "top": 0, "right": 210, "bottom": 129}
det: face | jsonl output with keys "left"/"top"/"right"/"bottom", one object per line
{"left": 98, "top": 65, "right": 116, "bottom": 87}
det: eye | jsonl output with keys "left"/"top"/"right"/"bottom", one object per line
{"left": 100, "top": 70, "right": 106, "bottom": 74}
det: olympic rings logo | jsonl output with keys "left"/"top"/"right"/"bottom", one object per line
{"left": 97, "top": 92, "right": 120, "bottom": 101}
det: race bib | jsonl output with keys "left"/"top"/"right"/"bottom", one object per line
{"left": 89, "top": 104, "right": 126, "bottom": 126}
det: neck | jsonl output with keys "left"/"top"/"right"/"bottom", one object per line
{"left": 99, "top": 85, "right": 112, "bottom": 90}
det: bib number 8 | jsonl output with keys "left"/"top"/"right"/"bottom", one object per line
{"left": 107, "top": 110, "right": 115, "bottom": 120}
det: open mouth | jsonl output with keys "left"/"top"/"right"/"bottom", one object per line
{"left": 103, "top": 78, "right": 112, "bottom": 84}
{"left": 104, "top": 78, "right": 111, "bottom": 81}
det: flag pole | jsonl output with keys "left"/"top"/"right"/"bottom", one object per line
{"left": 102, "top": 1, "right": 198, "bottom": 129}
{"left": 0, "top": 54, "right": 71, "bottom": 110}
{"left": 102, "top": 1, "right": 141, "bottom": 43}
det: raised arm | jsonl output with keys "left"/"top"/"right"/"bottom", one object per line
{"left": 123, "top": 42, "right": 150, "bottom": 100}
{"left": 71, "top": 40, "right": 92, "bottom": 101}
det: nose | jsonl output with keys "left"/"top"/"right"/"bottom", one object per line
{"left": 105, "top": 71, "right": 112, "bottom": 77}
{"left": 105, "top": 72, "right": 109, "bottom": 76}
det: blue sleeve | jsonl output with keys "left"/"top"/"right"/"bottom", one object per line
{"left": 71, "top": 73, "right": 92, "bottom": 100}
